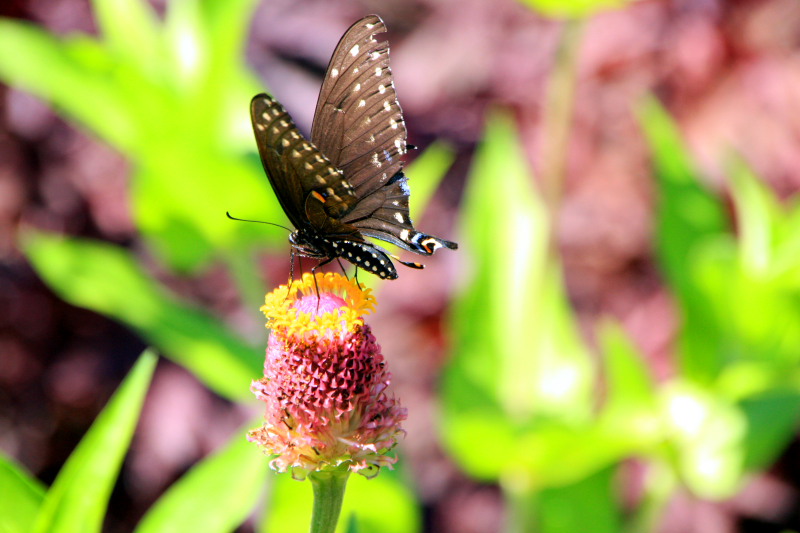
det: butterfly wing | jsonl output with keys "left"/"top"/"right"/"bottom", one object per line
{"left": 311, "top": 15, "right": 457, "bottom": 256}
{"left": 251, "top": 93, "right": 360, "bottom": 232}
{"left": 310, "top": 15, "right": 406, "bottom": 198}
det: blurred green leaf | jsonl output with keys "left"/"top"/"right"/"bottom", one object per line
{"left": 0, "top": 20, "right": 138, "bottom": 151}
{"left": 32, "top": 351, "right": 157, "bottom": 533}
{"left": 264, "top": 468, "right": 419, "bottom": 533}
{"left": 443, "top": 112, "right": 595, "bottom": 485}
{"left": 0, "top": 0, "right": 272, "bottom": 272}
{"left": 596, "top": 321, "right": 660, "bottom": 453}
{"left": 406, "top": 142, "right": 456, "bottom": 222}
{"left": 639, "top": 96, "right": 730, "bottom": 382}
{"left": 599, "top": 321, "right": 655, "bottom": 412}
{"left": 23, "top": 232, "right": 260, "bottom": 400}
{"left": 516, "top": 0, "right": 631, "bottom": 18}
{"left": 638, "top": 96, "right": 729, "bottom": 293}
{"left": 0, "top": 455, "right": 46, "bottom": 533}
{"left": 537, "top": 466, "right": 621, "bottom": 533}
{"left": 728, "top": 158, "right": 778, "bottom": 275}
{"left": 131, "top": 155, "right": 278, "bottom": 272}
{"left": 135, "top": 427, "right": 269, "bottom": 533}
{"left": 740, "top": 391, "right": 800, "bottom": 471}
{"left": 90, "top": 0, "right": 162, "bottom": 79}
{"left": 658, "top": 381, "right": 745, "bottom": 499}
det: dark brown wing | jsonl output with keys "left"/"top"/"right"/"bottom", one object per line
{"left": 250, "top": 93, "right": 359, "bottom": 230}
{"left": 343, "top": 172, "right": 457, "bottom": 255}
{"left": 310, "top": 15, "right": 407, "bottom": 199}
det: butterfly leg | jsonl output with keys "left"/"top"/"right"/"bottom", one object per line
{"left": 334, "top": 258, "right": 363, "bottom": 290}
{"left": 310, "top": 257, "right": 336, "bottom": 309}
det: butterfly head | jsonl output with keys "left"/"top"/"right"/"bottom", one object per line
{"left": 288, "top": 229, "right": 329, "bottom": 259}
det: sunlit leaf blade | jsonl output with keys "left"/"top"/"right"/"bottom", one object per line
{"left": 727, "top": 158, "right": 778, "bottom": 275}
{"left": 516, "top": 0, "right": 631, "bottom": 18}
{"left": 638, "top": 96, "right": 730, "bottom": 381}
{"left": 32, "top": 351, "right": 157, "bottom": 533}
{"left": 443, "top": 112, "right": 593, "bottom": 481}
{"left": 406, "top": 142, "right": 456, "bottom": 221}
{"left": 598, "top": 321, "right": 656, "bottom": 413}
{"left": 0, "top": 455, "right": 46, "bottom": 533}
{"left": 90, "top": 0, "right": 162, "bottom": 78}
{"left": 131, "top": 156, "right": 280, "bottom": 273}
{"left": 537, "top": 466, "right": 621, "bottom": 533}
{"left": 135, "top": 429, "right": 269, "bottom": 533}
{"left": 264, "top": 469, "right": 419, "bottom": 533}
{"left": 23, "top": 232, "right": 260, "bottom": 399}
{"left": 658, "top": 382, "right": 745, "bottom": 499}
{"left": 596, "top": 321, "right": 660, "bottom": 453}
{"left": 0, "top": 20, "right": 138, "bottom": 151}
{"left": 638, "top": 96, "right": 729, "bottom": 297}
{"left": 740, "top": 391, "right": 800, "bottom": 471}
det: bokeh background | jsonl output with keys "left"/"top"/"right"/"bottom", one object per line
{"left": 3, "top": 0, "right": 800, "bottom": 532}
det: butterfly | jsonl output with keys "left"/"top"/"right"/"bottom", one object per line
{"left": 250, "top": 14, "right": 457, "bottom": 280}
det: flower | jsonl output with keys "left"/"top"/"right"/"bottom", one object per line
{"left": 248, "top": 272, "right": 407, "bottom": 480}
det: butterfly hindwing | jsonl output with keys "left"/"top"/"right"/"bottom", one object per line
{"left": 343, "top": 172, "right": 457, "bottom": 254}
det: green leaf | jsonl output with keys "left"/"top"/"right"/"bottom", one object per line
{"left": 442, "top": 112, "right": 593, "bottom": 483}
{"left": 32, "top": 351, "right": 157, "bottom": 533}
{"left": 537, "top": 466, "right": 621, "bottom": 533}
{"left": 135, "top": 428, "right": 269, "bottom": 533}
{"left": 23, "top": 232, "right": 260, "bottom": 400}
{"left": 515, "top": 0, "right": 632, "bottom": 18}
{"left": 406, "top": 142, "right": 456, "bottom": 221}
{"left": 264, "top": 468, "right": 419, "bottom": 533}
{"left": 658, "top": 381, "right": 746, "bottom": 499}
{"left": 131, "top": 155, "right": 278, "bottom": 272}
{"left": 90, "top": 0, "right": 163, "bottom": 79}
{"left": 596, "top": 321, "right": 660, "bottom": 452}
{"left": 638, "top": 96, "right": 729, "bottom": 292}
{"left": 599, "top": 321, "right": 655, "bottom": 411}
{"left": 740, "top": 391, "right": 800, "bottom": 471}
{"left": 0, "top": 455, "right": 46, "bottom": 533}
{"left": 0, "top": 20, "right": 138, "bottom": 151}
{"left": 727, "top": 158, "right": 778, "bottom": 275}
{"left": 638, "top": 96, "right": 730, "bottom": 381}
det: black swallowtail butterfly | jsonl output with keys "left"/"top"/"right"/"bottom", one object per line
{"left": 250, "top": 14, "right": 457, "bottom": 280}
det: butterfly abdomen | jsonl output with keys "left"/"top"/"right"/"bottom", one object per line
{"left": 331, "top": 240, "right": 397, "bottom": 279}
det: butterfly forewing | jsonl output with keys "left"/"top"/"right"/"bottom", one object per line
{"left": 251, "top": 94, "right": 359, "bottom": 224}
{"left": 310, "top": 15, "right": 407, "bottom": 198}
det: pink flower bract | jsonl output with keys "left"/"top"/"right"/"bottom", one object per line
{"left": 248, "top": 273, "right": 406, "bottom": 480}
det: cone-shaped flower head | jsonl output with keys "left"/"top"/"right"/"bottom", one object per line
{"left": 249, "top": 272, "right": 407, "bottom": 480}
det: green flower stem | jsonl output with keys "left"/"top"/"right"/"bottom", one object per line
{"left": 308, "top": 468, "right": 351, "bottom": 533}
{"left": 502, "top": 475, "right": 539, "bottom": 533}
{"left": 540, "top": 17, "right": 585, "bottom": 214}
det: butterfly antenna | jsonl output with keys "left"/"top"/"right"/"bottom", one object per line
{"left": 226, "top": 211, "right": 292, "bottom": 232}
